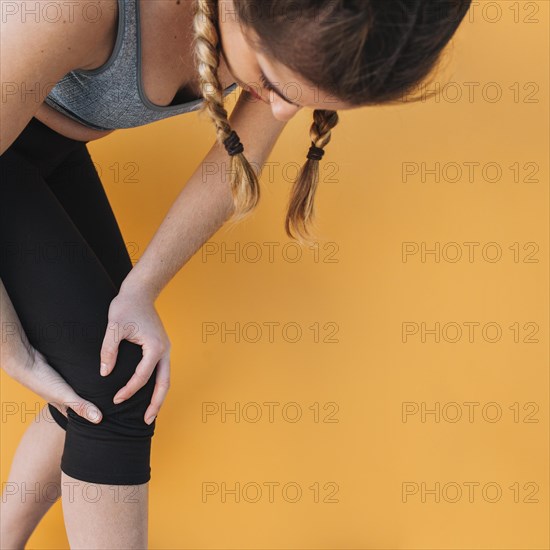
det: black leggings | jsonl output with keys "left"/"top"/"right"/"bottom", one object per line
{"left": 0, "top": 117, "right": 156, "bottom": 485}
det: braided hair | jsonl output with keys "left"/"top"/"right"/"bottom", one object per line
{"left": 193, "top": 0, "right": 472, "bottom": 243}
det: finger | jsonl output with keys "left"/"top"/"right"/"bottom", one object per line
{"left": 112, "top": 349, "right": 161, "bottom": 404}
{"left": 51, "top": 393, "right": 103, "bottom": 424}
{"left": 49, "top": 401, "right": 69, "bottom": 418}
{"left": 99, "top": 320, "right": 123, "bottom": 376}
{"left": 144, "top": 354, "right": 170, "bottom": 425}
{"left": 70, "top": 399, "right": 103, "bottom": 424}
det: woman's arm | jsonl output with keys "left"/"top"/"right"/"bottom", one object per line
{"left": 99, "top": 92, "right": 289, "bottom": 420}
{"left": 0, "top": 278, "right": 103, "bottom": 422}
{"left": 0, "top": 0, "right": 114, "bottom": 154}
{"left": 123, "top": 92, "right": 288, "bottom": 300}
{"left": 0, "top": 2, "right": 120, "bottom": 422}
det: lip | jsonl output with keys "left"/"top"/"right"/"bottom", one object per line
{"left": 244, "top": 85, "right": 268, "bottom": 103}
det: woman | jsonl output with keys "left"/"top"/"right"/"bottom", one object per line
{"left": 0, "top": 0, "right": 471, "bottom": 547}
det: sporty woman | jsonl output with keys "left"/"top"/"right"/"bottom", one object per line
{"left": 0, "top": 0, "right": 471, "bottom": 547}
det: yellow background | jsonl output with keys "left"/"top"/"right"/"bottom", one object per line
{"left": 1, "top": 1, "right": 548, "bottom": 548}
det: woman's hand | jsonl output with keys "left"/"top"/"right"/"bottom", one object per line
{"left": 5, "top": 345, "right": 103, "bottom": 423}
{"left": 1, "top": 278, "right": 102, "bottom": 423}
{"left": 99, "top": 286, "right": 171, "bottom": 425}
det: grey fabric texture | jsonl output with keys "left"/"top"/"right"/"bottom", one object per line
{"left": 44, "top": 0, "right": 237, "bottom": 131}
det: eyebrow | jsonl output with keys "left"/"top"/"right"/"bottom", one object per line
{"left": 259, "top": 70, "right": 301, "bottom": 107}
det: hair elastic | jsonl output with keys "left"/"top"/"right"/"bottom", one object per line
{"left": 223, "top": 130, "right": 244, "bottom": 156}
{"left": 307, "top": 143, "right": 325, "bottom": 161}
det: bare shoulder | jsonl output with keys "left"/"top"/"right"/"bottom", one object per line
{"left": 0, "top": 0, "right": 118, "bottom": 70}
{"left": 0, "top": 0, "right": 118, "bottom": 153}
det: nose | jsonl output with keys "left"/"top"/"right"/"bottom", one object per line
{"left": 269, "top": 96, "right": 302, "bottom": 122}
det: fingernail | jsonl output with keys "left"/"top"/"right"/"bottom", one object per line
{"left": 145, "top": 415, "right": 156, "bottom": 425}
{"left": 100, "top": 363, "right": 109, "bottom": 376}
{"left": 113, "top": 395, "right": 124, "bottom": 404}
{"left": 88, "top": 408, "right": 102, "bottom": 423}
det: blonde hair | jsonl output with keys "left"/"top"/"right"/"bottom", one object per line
{"left": 192, "top": 0, "right": 339, "bottom": 245}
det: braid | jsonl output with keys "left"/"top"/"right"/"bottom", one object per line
{"left": 193, "top": 0, "right": 339, "bottom": 244}
{"left": 192, "top": 0, "right": 260, "bottom": 222}
{"left": 285, "top": 109, "right": 339, "bottom": 244}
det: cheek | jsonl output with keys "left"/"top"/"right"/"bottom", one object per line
{"left": 222, "top": 28, "right": 260, "bottom": 86}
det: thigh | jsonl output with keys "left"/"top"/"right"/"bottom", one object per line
{"left": 44, "top": 144, "right": 134, "bottom": 291}
{"left": 0, "top": 144, "right": 119, "bottom": 368}
{"left": 0, "top": 143, "right": 156, "bottom": 485}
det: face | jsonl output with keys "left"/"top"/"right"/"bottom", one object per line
{"left": 217, "top": 0, "right": 354, "bottom": 122}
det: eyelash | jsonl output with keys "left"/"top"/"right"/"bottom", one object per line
{"left": 259, "top": 73, "right": 275, "bottom": 92}
{"left": 259, "top": 72, "right": 298, "bottom": 107}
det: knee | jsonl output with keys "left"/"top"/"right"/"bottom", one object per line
{"left": 68, "top": 336, "right": 158, "bottom": 439}
{"left": 59, "top": 340, "right": 158, "bottom": 485}
{"left": 59, "top": 336, "right": 156, "bottom": 429}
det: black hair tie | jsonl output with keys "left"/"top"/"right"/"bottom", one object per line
{"left": 223, "top": 130, "right": 244, "bottom": 156}
{"left": 307, "top": 143, "right": 325, "bottom": 161}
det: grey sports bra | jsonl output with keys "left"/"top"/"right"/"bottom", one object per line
{"left": 44, "top": 0, "right": 237, "bottom": 131}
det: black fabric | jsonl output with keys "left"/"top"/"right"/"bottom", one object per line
{"left": 0, "top": 117, "right": 156, "bottom": 485}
